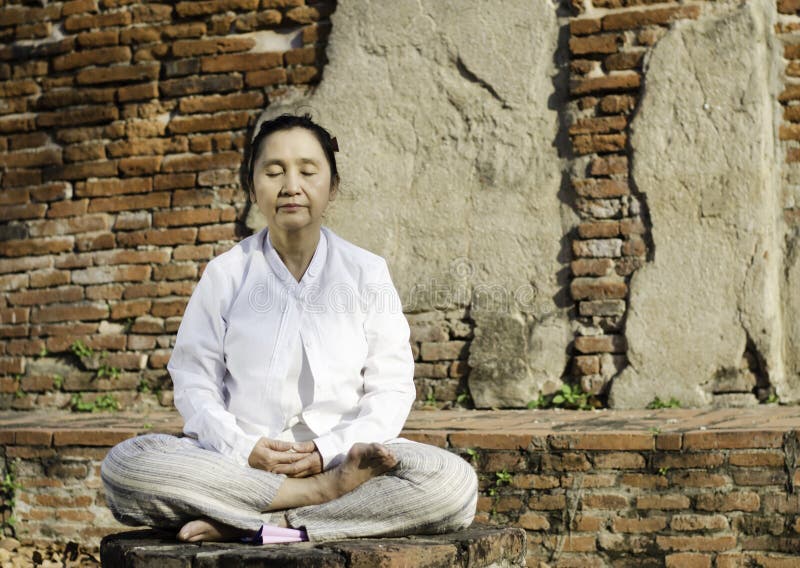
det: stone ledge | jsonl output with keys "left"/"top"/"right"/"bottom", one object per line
{"left": 100, "top": 527, "right": 526, "bottom": 567}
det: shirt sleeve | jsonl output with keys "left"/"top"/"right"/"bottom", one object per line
{"left": 168, "top": 261, "right": 261, "bottom": 467}
{"left": 312, "top": 259, "right": 416, "bottom": 468}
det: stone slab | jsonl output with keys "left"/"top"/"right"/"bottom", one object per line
{"left": 100, "top": 527, "right": 527, "bottom": 568}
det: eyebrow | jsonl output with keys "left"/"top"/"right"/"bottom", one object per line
{"left": 261, "top": 158, "right": 319, "bottom": 167}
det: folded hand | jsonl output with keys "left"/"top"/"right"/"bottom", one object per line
{"left": 248, "top": 438, "right": 323, "bottom": 478}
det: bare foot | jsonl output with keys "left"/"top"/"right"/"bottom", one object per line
{"left": 177, "top": 517, "right": 254, "bottom": 543}
{"left": 322, "top": 443, "right": 397, "bottom": 501}
{"left": 267, "top": 443, "right": 398, "bottom": 511}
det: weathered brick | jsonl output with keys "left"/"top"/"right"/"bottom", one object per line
{"left": 570, "top": 18, "right": 602, "bottom": 36}
{"left": 168, "top": 110, "right": 253, "bottom": 134}
{"left": 573, "top": 133, "right": 627, "bottom": 155}
{"left": 53, "top": 46, "right": 131, "bottom": 71}
{"left": 571, "top": 73, "right": 641, "bottom": 96}
{"left": 606, "top": 51, "right": 644, "bottom": 71}
{"left": 245, "top": 68, "right": 287, "bottom": 87}
{"left": 602, "top": 6, "right": 700, "bottom": 31}
{"left": 592, "top": 452, "right": 646, "bottom": 469}
{"left": 198, "top": 223, "right": 237, "bottom": 242}
{"left": 160, "top": 74, "right": 242, "bottom": 97}
{"left": 288, "top": 66, "right": 320, "bottom": 84}
{"left": 419, "top": 341, "right": 467, "bottom": 361}
{"left": 71, "top": 265, "right": 151, "bottom": 285}
{"left": 151, "top": 299, "right": 189, "bottom": 317}
{"left": 575, "top": 179, "right": 629, "bottom": 199}
{"left": 612, "top": 516, "right": 667, "bottom": 533}
{"left": 0, "top": 237, "right": 74, "bottom": 257}
{"left": 116, "top": 227, "right": 197, "bottom": 246}
{"left": 77, "top": 29, "right": 119, "bottom": 48}
{"left": 670, "top": 514, "right": 729, "bottom": 532}
{"left": 179, "top": 91, "right": 264, "bottom": 114}
{"left": 665, "top": 553, "right": 711, "bottom": 568}
{"left": 31, "top": 302, "right": 109, "bottom": 323}
{"left": 656, "top": 535, "right": 736, "bottom": 553}
{"left": 175, "top": 0, "right": 258, "bottom": 16}
{"left": 77, "top": 62, "right": 159, "bottom": 85}
{"left": 637, "top": 494, "right": 690, "bottom": 510}
{"left": 161, "top": 151, "right": 240, "bottom": 173}
{"left": 200, "top": 52, "right": 282, "bottom": 73}
{"left": 574, "top": 335, "right": 626, "bottom": 354}
{"left": 684, "top": 430, "right": 783, "bottom": 450}
{"left": 8, "top": 286, "right": 84, "bottom": 306}
{"left": 153, "top": 264, "right": 198, "bottom": 281}
{"left": 729, "top": 450, "right": 785, "bottom": 468}
{"left": 670, "top": 471, "right": 729, "bottom": 488}
{"left": 87, "top": 193, "right": 170, "bottom": 213}
{"left": 696, "top": 491, "right": 760, "bottom": 512}
{"left": 64, "top": 10, "right": 132, "bottom": 32}
{"left": 571, "top": 277, "right": 627, "bottom": 300}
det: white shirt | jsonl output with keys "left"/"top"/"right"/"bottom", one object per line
{"left": 167, "top": 226, "right": 416, "bottom": 469}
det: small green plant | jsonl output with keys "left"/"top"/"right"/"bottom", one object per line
{"left": 465, "top": 448, "right": 479, "bottom": 462}
{"left": 52, "top": 374, "right": 63, "bottom": 390}
{"left": 456, "top": 392, "right": 472, "bottom": 405}
{"left": 646, "top": 396, "right": 681, "bottom": 409}
{"left": 495, "top": 470, "right": 513, "bottom": 486}
{"left": 1, "top": 459, "right": 22, "bottom": 535}
{"left": 658, "top": 466, "right": 670, "bottom": 476}
{"left": 551, "top": 384, "right": 590, "bottom": 410}
{"left": 765, "top": 393, "right": 779, "bottom": 404}
{"left": 423, "top": 391, "right": 437, "bottom": 407}
{"left": 96, "top": 363, "right": 121, "bottom": 380}
{"left": 648, "top": 426, "right": 661, "bottom": 434}
{"left": 142, "top": 422, "right": 153, "bottom": 430}
{"left": 13, "top": 389, "right": 23, "bottom": 399}
{"left": 70, "top": 340, "right": 93, "bottom": 359}
{"left": 137, "top": 380, "right": 151, "bottom": 394}
{"left": 37, "top": 345, "right": 48, "bottom": 358}
{"left": 70, "top": 393, "right": 121, "bottom": 413}
{"left": 123, "top": 317, "right": 134, "bottom": 333}
{"left": 526, "top": 392, "right": 548, "bottom": 409}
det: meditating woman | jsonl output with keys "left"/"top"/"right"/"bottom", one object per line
{"left": 100, "top": 113, "right": 478, "bottom": 544}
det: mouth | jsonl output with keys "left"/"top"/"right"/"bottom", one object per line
{"left": 278, "top": 204, "right": 305, "bottom": 210}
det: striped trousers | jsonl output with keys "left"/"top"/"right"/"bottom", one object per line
{"left": 100, "top": 434, "right": 478, "bottom": 542}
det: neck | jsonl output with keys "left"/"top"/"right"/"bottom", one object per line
{"left": 269, "top": 226, "right": 321, "bottom": 283}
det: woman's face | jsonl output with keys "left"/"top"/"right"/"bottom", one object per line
{"left": 251, "top": 127, "right": 337, "bottom": 236}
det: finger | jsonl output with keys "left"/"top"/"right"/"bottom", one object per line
{"left": 291, "top": 441, "right": 316, "bottom": 453}
{"left": 273, "top": 456, "right": 314, "bottom": 477}
{"left": 269, "top": 450, "right": 310, "bottom": 464}
{"left": 263, "top": 438, "right": 295, "bottom": 452}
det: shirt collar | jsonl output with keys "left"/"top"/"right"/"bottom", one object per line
{"left": 263, "top": 227, "right": 328, "bottom": 288}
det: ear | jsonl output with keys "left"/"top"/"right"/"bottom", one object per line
{"left": 329, "top": 177, "right": 339, "bottom": 202}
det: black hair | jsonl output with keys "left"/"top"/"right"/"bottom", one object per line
{"left": 242, "top": 113, "right": 339, "bottom": 198}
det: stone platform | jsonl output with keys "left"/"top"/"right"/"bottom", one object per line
{"left": 100, "top": 526, "right": 526, "bottom": 567}
{"left": 3, "top": 407, "right": 800, "bottom": 566}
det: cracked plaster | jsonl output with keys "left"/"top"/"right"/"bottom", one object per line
{"left": 608, "top": 0, "right": 790, "bottom": 407}
{"left": 252, "top": 0, "right": 573, "bottom": 407}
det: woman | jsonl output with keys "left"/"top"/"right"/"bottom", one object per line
{"left": 101, "top": 114, "right": 478, "bottom": 544}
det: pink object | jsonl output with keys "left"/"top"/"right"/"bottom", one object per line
{"left": 242, "top": 524, "right": 308, "bottom": 545}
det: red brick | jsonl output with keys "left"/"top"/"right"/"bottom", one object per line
{"left": 179, "top": 91, "right": 265, "bottom": 114}
{"left": 511, "top": 475, "right": 560, "bottom": 490}
{"left": 612, "top": 516, "right": 667, "bottom": 533}
{"left": 201, "top": 52, "right": 282, "bottom": 73}
{"left": 0, "top": 307, "right": 29, "bottom": 325}
{"left": 117, "top": 82, "right": 159, "bottom": 102}
{"left": 574, "top": 334, "right": 626, "bottom": 354}
{"left": 592, "top": 452, "right": 645, "bottom": 469}
{"left": 670, "top": 514, "right": 729, "bottom": 532}
{"left": 569, "top": 34, "right": 621, "bottom": 56}
{"left": 605, "top": 52, "right": 644, "bottom": 71}
{"left": 528, "top": 494, "right": 566, "bottom": 510}
{"left": 582, "top": 494, "right": 628, "bottom": 509}
{"left": 570, "top": 18, "right": 602, "bottom": 35}
{"left": 599, "top": 94, "right": 637, "bottom": 114}
{"left": 44, "top": 161, "right": 118, "bottom": 182}
{"left": 117, "top": 227, "right": 197, "bottom": 246}
{"left": 161, "top": 151, "right": 240, "bottom": 172}
{"left": 571, "top": 73, "right": 641, "bottom": 96}
{"left": 0, "top": 357, "right": 25, "bottom": 374}
{"left": 570, "top": 277, "right": 627, "bottom": 300}
{"left": 77, "top": 62, "right": 159, "bottom": 85}
{"left": 665, "top": 553, "right": 711, "bottom": 568}
{"left": 541, "top": 452, "right": 591, "bottom": 472}
{"left": 288, "top": 66, "right": 319, "bottom": 84}
{"left": 729, "top": 451, "right": 785, "bottom": 467}
{"left": 0, "top": 203, "right": 47, "bottom": 221}
{"left": 77, "top": 30, "right": 119, "bottom": 47}
{"left": 7, "top": 286, "right": 84, "bottom": 306}
{"left": 518, "top": 512, "right": 550, "bottom": 530}
{"left": 420, "top": 341, "right": 467, "bottom": 361}
{"left": 656, "top": 433, "right": 682, "bottom": 451}
{"left": 154, "top": 173, "right": 197, "bottom": 190}
{"left": 31, "top": 302, "right": 109, "bottom": 323}
{"left": 696, "top": 491, "right": 760, "bottom": 512}
{"left": 172, "top": 37, "right": 255, "bottom": 57}
{"left": 151, "top": 299, "right": 189, "bottom": 317}
{"left": 13, "top": 428, "right": 53, "bottom": 446}
{"left": 52, "top": 46, "right": 130, "bottom": 71}
{"left": 245, "top": 68, "right": 287, "bottom": 87}
{"left": 175, "top": 0, "right": 258, "bottom": 16}
{"left": 573, "top": 133, "right": 627, "bottom": 155}
{"left": 683, "top": 430, "right": 783, "bottom": 450}
{"left": 153, "top": 264, "right": 198, "bottom": 280}
{"left": 656, "top": 535, "right": 736, "bottom": 552}
{"left": 578, "top": 221, "right": 620, "bottom": 238}
{"left": 47, "top": 199, "right": 90, "bottom": 218}
{"left": 64, "top": 10, "right": 132, "bottom": 31}
{"left": 87, "top": 192, "right": 170, "bottom": 213}
{"left": 168, "top": 111, "right": 253, "bottom": 134}
{"left": 602, "top": 6, "right": 700, "bottom": 31}
{"left": 573, "top": 178, "right": 629, "bottom": 198}
{"left": 574, "top": 355, "right": 600, "bottom": 375}
{"left": 63, "top": 0, "right": 98, "bottom": 16}
{"left": 0, "top": 237, "right": 74, "bottom": 257}
{"left": 571, "top": 258, "right": 614, "bottom": 277}
{"left": 670, "top": 471, "right": 729, "bottom": 488}
{"left": 619, "top": 473, "right": 668, "bottom": 489}
{"left": 449, "top": 432, "right": 532, "bottom": 451}
{"left": 637, "top": 494, "right": 690, "bottom": 510}
{"left": 198, "top": 224, "right": 238, "bottom": 242}
{"left": 53, "top": 429, "right": 137, "bottom": 446}
{"left": 0, "top": 148, "right": 62, "bottom": 169}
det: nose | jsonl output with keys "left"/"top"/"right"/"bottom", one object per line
{"left": 282, "top": 169, "right": 302, "bottom": 195}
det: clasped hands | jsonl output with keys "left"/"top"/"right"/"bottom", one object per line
{"left": 248, "top": 438, "right": 323, "bottom": 478}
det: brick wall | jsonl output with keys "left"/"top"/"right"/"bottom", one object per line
{"left": 3, "top": 409, "right": 800, "bottom": 565}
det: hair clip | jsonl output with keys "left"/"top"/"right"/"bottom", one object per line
{"left": 331, "top": 137, "right": 339, "bottom": 152}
